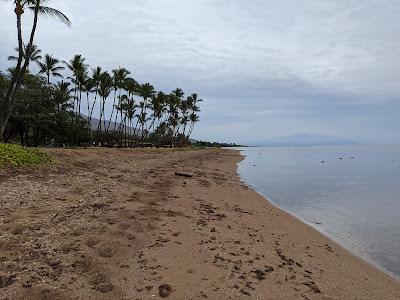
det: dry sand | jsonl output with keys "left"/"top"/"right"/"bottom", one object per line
{"left": 0, "top": 148, "right": 399, "bottom": 299}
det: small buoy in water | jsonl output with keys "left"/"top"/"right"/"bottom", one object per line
{"left": 253, "top": 164, "right": 256, "bottom": 167}
{"left": 350, "top": 156, "right": 354, "bottom": 159}
{"left": 321, "top": 161, "right": 325, "bottom": 163}
{"left": 339, "top": 157, "right": 343, "bottom": 160}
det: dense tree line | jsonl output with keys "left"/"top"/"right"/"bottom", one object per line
{"left": 0, "top": 0, "right": 201, "bottom": 147}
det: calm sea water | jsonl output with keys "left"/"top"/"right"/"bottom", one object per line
{"left": 236, "top": 146, "right": 400, "bottom": 279}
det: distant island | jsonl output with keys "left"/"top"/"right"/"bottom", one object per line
{"left": 255, "top": 134, "right": 359, "bottom": 147}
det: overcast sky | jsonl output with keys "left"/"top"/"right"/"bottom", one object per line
{"left": 1, "top": 0, "right": 399, "bottom": 144}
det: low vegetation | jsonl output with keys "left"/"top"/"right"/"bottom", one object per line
{"left": 0, "top": 143, "right": 49, "bottom": 167}
{"left": 191, "top": 141, "right": 245, "bottom": 148}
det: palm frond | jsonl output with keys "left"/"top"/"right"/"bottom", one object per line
{"left": 28, "top": 5, "right": 71, "bottom": 27}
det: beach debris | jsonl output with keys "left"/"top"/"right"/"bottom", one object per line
{"left": 158, "top": 284, "right": 172, "bottom": 298}
{"left": 302, "top": 281, "right": 321, "bottom": 293}
{"left": 174, "top": 172, "right": 193, "bottom": 178}
{"left": 97, "top": 283, "right": 114, "bottom": 293}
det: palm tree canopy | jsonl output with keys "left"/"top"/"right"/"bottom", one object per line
{"left": 136, "top": 83, "right": 155, "bottom": 100}
{"left": 8, "top": 44, "right": 42, "bottom": 63}
{"left": 2, "top": 0, "right": 71, "bottom": 26}
{"left": 37, "top": 53, "right": 65, "bottom": 81}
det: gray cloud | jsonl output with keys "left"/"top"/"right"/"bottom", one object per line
{"left": 0, "top": 0, "right": 399, "bottom": 144}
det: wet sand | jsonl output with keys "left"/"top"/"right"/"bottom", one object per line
{"left": 0, "top": 148, "right": 399, "bottom": 299}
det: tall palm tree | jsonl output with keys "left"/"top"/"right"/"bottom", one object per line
{"left": 136, "top": 83, "right": 155, "bottom": 142}
{"left": 108, "top": 67, "right": 130, "bottom": 132}
{"left": 75, "top": 66, "right": 88, "bottom": 120}
{"left": 124, "top": 98, "right": 137, "bottom": 147}
{"left": 148, "top": 91, "right": 167, "bottom": 138}
{"left": 187, "top": 112, "right": 200, "bottom": 138}
{"left": 37, "top": 54, "right": 64, "bottom": 84}
{"left": 89, "top": 66, "right": 102, "bottom": 129}
{"left": 0, "top": 0, "right": 70, "bottom": 137}
{"left": 63, "top": 54, "right": 87, "bottom": 118}
{"left": 168, "top": 88, "right": 184, "bottom": 139}
{"left": 83, "top": 78, "right": 95, "bottom": 134}
{"left": 97, "top": 72, "right": 113, "bottom": 132}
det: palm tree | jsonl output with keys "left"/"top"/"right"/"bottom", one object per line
{"left": 124, "top": 98, "right": 137, "bottom": 147}
{"left": 37, "top": 54, "right": 64, "bottom": 84}
{"left": 8, "top": 44, "right": 42, "bottom": 71}
{"left": 97, "top": 72, "right": 113, "bottom": 132}
{"left": 53, "top": 81, "right": 72, "bottom": 113}
{"left": 108, "top": 67, "right": 130, "bottom": 132}
{"left": 89, "top": 66, "right": 102, "bottom": 129}
{"left": 187, "top": 112, "right": 200, "bottom": 138}
{"left": 75, "top": 66, "right": 88, "bottom": 120}
{"left": 148, "top": 91, "right": 167, "bottom": 138}
{"left": 63, "top": 54, "right": 87, "bottom": 119}
{"left": 136, "top": 83, "right": 155, "bottom": 142}
{"left": 168, "top": 88, "right": 184, "bottom": 140}
{"left": 83, "top": 78, "right": 95, "bottom": 134}
{"left": 0, "top": 0, "right": 70, "bottom": 137}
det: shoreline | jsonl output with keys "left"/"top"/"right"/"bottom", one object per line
{"left": 0, "top": 148, "right": 399, "bottom": 299}
{"left": 235, "top": 148, "right": 400, "bottom": 281}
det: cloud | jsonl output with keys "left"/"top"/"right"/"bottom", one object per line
{"left": 0, "top": 0, "right": 399, "bottom": 144}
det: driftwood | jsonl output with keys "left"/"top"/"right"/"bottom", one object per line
{"left": 174, "top": 172, "right": 193, "bottom": 178}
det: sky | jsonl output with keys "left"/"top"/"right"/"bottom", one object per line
{"left": 0, "top": 0, "right": 399, "bottom": 145}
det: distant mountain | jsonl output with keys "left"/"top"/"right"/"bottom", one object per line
{"left": 257, "top": 134, "right": 359, "bottom": 147}
{"left": 82, "top": 115, "right": 143, "bottom": 135}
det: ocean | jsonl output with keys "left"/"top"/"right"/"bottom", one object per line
{"left": 236, "top": 145, "right": 400, "bottom": 279}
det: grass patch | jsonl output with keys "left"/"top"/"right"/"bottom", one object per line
{"left": 0, "top": 143, "right": 50, "bottom": 168}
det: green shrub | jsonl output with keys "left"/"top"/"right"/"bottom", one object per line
{"left": 0, "top": 143, "right": 50, "bottom": 168}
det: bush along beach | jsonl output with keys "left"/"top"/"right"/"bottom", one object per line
{"left": 0, "top": 143, "right": 49, "bottom": 168}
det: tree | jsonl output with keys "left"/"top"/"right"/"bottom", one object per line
{"left": 63, "top": 54, "right": 87, "bottom": 120}
{"left": 136, "top": 83, "right": 155, "bottom": 142}
{"left": 37, "top": 54, "right": 64, "bottom": 84}
{"left": 97, "top": 72, "right": 113, "bottom": 132}
{"left": 107, "top": 67, "right": 130, "bottom": 132}
{"left": 89, "top": 66, "right": 102, "bottom": 129}
{"left": 0, "top": 0, "right": 70, "bottom": 137}
{"left": 8, "top": 44, "right": 42, "bottom": 71}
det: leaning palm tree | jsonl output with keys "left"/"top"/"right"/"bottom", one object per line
{"left": 37, "top": 54, "right": 64, "bottom": 84}
{"left": 0, "top": 0, "right": 70, "bottom": 137}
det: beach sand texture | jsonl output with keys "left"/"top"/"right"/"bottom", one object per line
{"left": 0, "top": 148, "right": 399, "bottom": 299}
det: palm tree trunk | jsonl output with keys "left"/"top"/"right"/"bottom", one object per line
{"left": 0, "top": 1, "right": 32, "bottom": 137}
{"left": 107, "top": 89, "right": 117, "bottom": 132}
{"left": 89, "top": 89, "right": 98, "bottom": 129}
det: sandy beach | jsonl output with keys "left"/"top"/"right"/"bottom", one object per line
{"left": 0, "top": 148, "right": 399, "bottom": 299}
